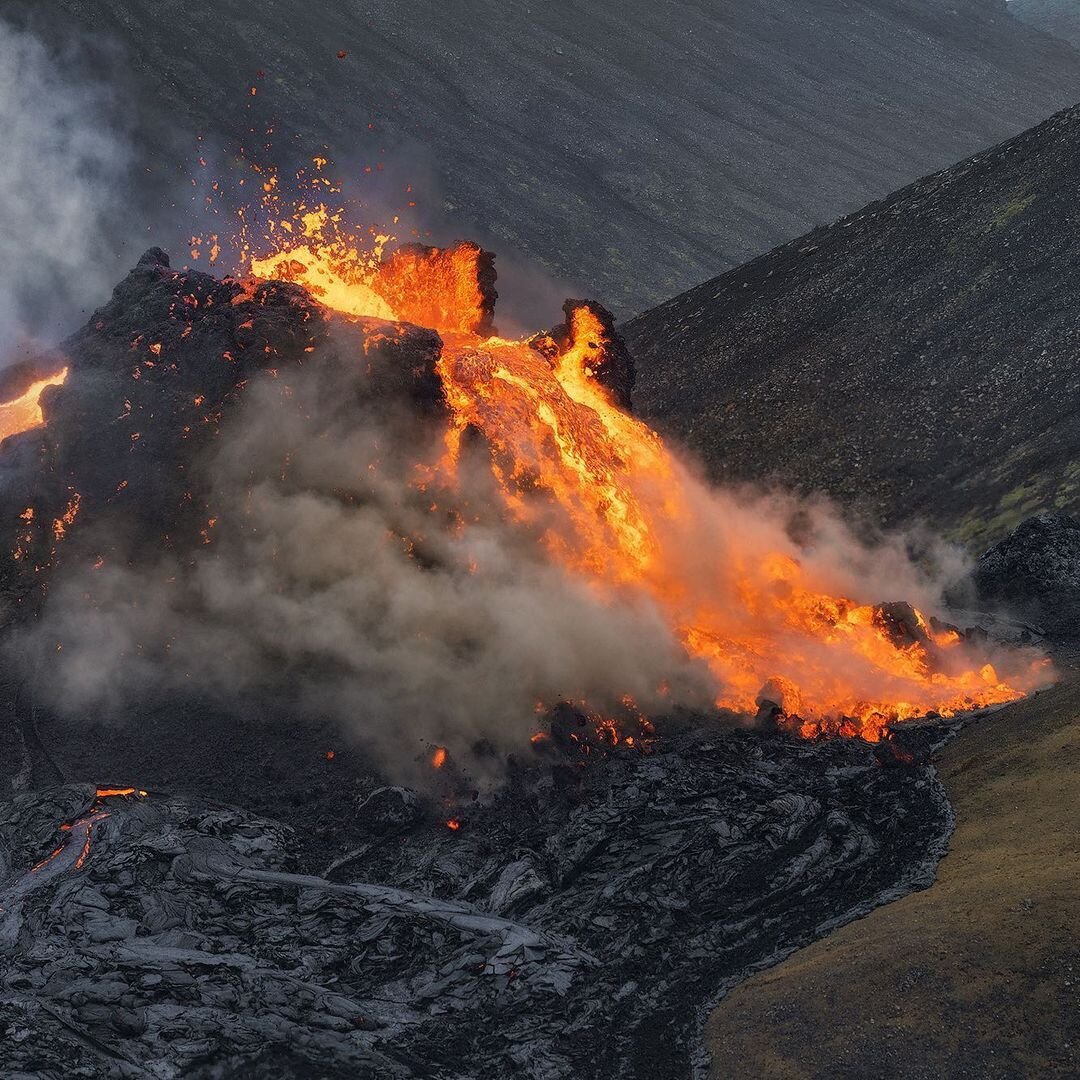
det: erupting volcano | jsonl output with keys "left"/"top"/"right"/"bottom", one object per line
{"left": 216, "top": 187, "right": 1048, "bottom": 743}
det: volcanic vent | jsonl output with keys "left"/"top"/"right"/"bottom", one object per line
{"left": 0, "top": 222, "right": 1050, "bottom": 759}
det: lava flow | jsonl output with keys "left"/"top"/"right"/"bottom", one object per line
{"left": 211, "top": 183, "right": 1048, "bottom": 742}
{"left": 0, "top": 367, "right": 68, "bottom": 443}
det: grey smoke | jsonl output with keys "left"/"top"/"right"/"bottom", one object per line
{"left": 35, "top": 360, "right": 718, "bottom": 784}
{"left": 0, "top": 18, "right": 132, "bottom": 361}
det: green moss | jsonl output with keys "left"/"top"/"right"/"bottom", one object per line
{"left": 989, "top": 190, "right": 1036, "bottom": 231}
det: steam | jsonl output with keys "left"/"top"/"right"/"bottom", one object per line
{"left": 29, "top": 323, "right": 1017, "bottom": 785}
{"left": 0, "top": 18, "right": 132, "bottom": 361}
{"left": 34, "top": 354, "right": 717, "bottom": 783}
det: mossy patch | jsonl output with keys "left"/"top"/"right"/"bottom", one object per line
{"left": 989, "top": 189, "right": 1036, "bottom": 230}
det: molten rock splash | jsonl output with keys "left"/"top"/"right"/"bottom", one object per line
{"left": 245, "top": 222, "right": 1049, "bottom": 741}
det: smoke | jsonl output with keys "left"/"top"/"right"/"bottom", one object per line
{"left": 29, "top": 307, "right": 1039, "bottom": 789}
{"left": 32, "top": 351, "right": 717, "bottom": 784}
{"left": 0, "top": 18, "right": 133, "bottom": 361}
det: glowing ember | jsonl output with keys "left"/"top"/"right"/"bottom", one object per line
{"left": 0, "top": 368, "right": 68, "bottom": 442}
{"left": 228, "top": 184, "right": 1048, "bottom": 743}
{"left": 431, "top": 746, "right": 448, "bottom": 769}
{"left": 445, "top": 819, "right": 461, "bottom": 831}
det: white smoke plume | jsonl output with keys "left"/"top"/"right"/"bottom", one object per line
{"left": 29, "top": 325, "right": 1028, "bottom": 788}
{"left": 0, "top": 18, "right": 132, "bottom": 361}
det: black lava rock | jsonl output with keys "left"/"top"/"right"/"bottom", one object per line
{"left": 974, "top": 513, "right": 1080, "bottom": 636}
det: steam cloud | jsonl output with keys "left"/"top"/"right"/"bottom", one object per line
{"left": 29, "top": 331, "right": 1003, "bottom": 785}
{"left": 0, "top": 18, "right": 132, "bottom": 361}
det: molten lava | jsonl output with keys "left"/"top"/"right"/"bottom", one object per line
{"left": 231, "top": 195, "right": 1047, "bottom": 743}
{"left": 0, "top": 368, "right": 68, "bottom": 443}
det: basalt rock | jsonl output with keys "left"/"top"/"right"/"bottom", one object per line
{"left": 0, "top": 250, "right": 446, "bottom": 612}
{"left": 0, "top": 725, "right": 952, "bottom": 1080}
{"left": 973, "top": 512, "right": 1080, "bottom": 636}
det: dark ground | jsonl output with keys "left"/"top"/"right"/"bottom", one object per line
{"left": 5, "top": 0, "right": 1080, "bottom": 316}
{"left": 626, "top": 102, "right": 1080, "bottom": 549}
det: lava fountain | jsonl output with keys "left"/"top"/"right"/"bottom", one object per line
{"left": 203, "top": 176, "right": 1049, "bottom": 742}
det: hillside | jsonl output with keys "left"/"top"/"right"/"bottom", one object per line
{"left": 625, "top": 103, "right": 1080, "bottom": 547}
{"left": 1012, "top": 0, "right": 1080, "bottom": 49}
{"left": 7, "top": 0, "right": 1080, "bottom": 316}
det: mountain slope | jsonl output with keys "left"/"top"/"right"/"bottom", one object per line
{"left": 1012, "top": 0, "right": 1080, "bottom": 48}
{"left": 10, "top": 0, "right": 1080, "bottom": 316}
{"left": 625, "top": 103, "right": 1080, "bottom": 547}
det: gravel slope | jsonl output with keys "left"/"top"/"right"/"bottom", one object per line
{"left": 7, "top": 0, "right": 1080, "bottom": 316}
{"left": 1012, "top": 0, "right": 1080, "bottom": 49}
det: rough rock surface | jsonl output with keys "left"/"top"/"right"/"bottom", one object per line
{"left": 0, "top": 725, "right": 952, "bottom": 1080}
{"left": 974, "top": 513, "right": 1080, "bottom": 636}
{"left": 12, "top": 0, "right": 1080, "bottom": 315}
{"left": 0, "top": 249, "right": 444, "bottom": 613}
{"left": 626, "top": 104, "right": 1080, "bottom": 546}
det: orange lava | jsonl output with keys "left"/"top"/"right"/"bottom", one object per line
{"left": 236, "top": 192, "right": 1050, "bottom": 742}
{"left": 0, "top": 368, "right": 68, "bottom": 442}
{"left": 431, "top": 746, "right": 448, "bottom": 769}
{"left": 95, "top": 787, "right": 147, "bottom": 798}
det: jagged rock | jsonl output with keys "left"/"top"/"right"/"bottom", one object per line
{"left": 534, "top": 299, "right": 636, "bottom": 410}
{"left": 974, "top": 513, "right": 1080, "bottom": 636}
{"left": 0, "top": 250, "right": 447, "bottom": 610}
{"left": 0, "top": 728, "right": 951, "bottom": 1080}
{"left": 354, "top": 786, "right": 424, "bottom": 830}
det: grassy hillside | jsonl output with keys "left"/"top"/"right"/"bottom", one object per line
{"left": 704, "top": 654, "right": 1080, "bottom": 1078}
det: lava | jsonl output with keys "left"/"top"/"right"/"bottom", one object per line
{"left": 0, "top": 367, "right": 68, "bottom": 443}
{"left": 204, "top": 181, "right": 1049, "bottom": 742}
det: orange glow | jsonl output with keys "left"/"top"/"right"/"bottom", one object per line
{"left": 445, "top": 819, "right": 461, "bottom": 831}
{"left": 0, "top": 367, "right": 68, "bottom": 442}
{"left": 431, "top": 746, "right": 448, "bottom": 769}
{"left": 95, "top": 787, "right": 147, "bottom": 798}
{"left": 240, "top": 193, "right": 1049, "bottom": 743}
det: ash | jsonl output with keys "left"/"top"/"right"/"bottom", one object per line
{"left": 0, "top": 725, "right": 950, "bottom": 1079}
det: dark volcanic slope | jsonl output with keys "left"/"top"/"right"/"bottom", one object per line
{"left": 1012, "top": 0, "right": 1080, "bottom": 48}
{"left": 626, "top": 103, "right": 1080, "bottom": 548}
{"left": 13, "top": 0, "right": 1080, "bottom": 315}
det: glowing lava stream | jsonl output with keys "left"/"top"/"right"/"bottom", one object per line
{"left": 245, "top": 231, "right": 1049, "bottom": 740}
{"left": 0, "top": 788, "right": 145, "bottom": 948}
{"left": 0, "top": 368, "right": 68, "bottom": 443}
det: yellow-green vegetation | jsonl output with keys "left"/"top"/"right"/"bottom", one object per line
{"left": 706, "top": 663, "right": 1080, "bottom": 1079}
{"left": 948, "top": 474, "right": 1064, "bottom": 549}
{"left": 989, "top": 189, "right": 1036, "bottom": 230}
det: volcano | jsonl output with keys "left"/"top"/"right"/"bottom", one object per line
{"left": 0, "top": 230, "right": 1048, "bottom": 1077}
